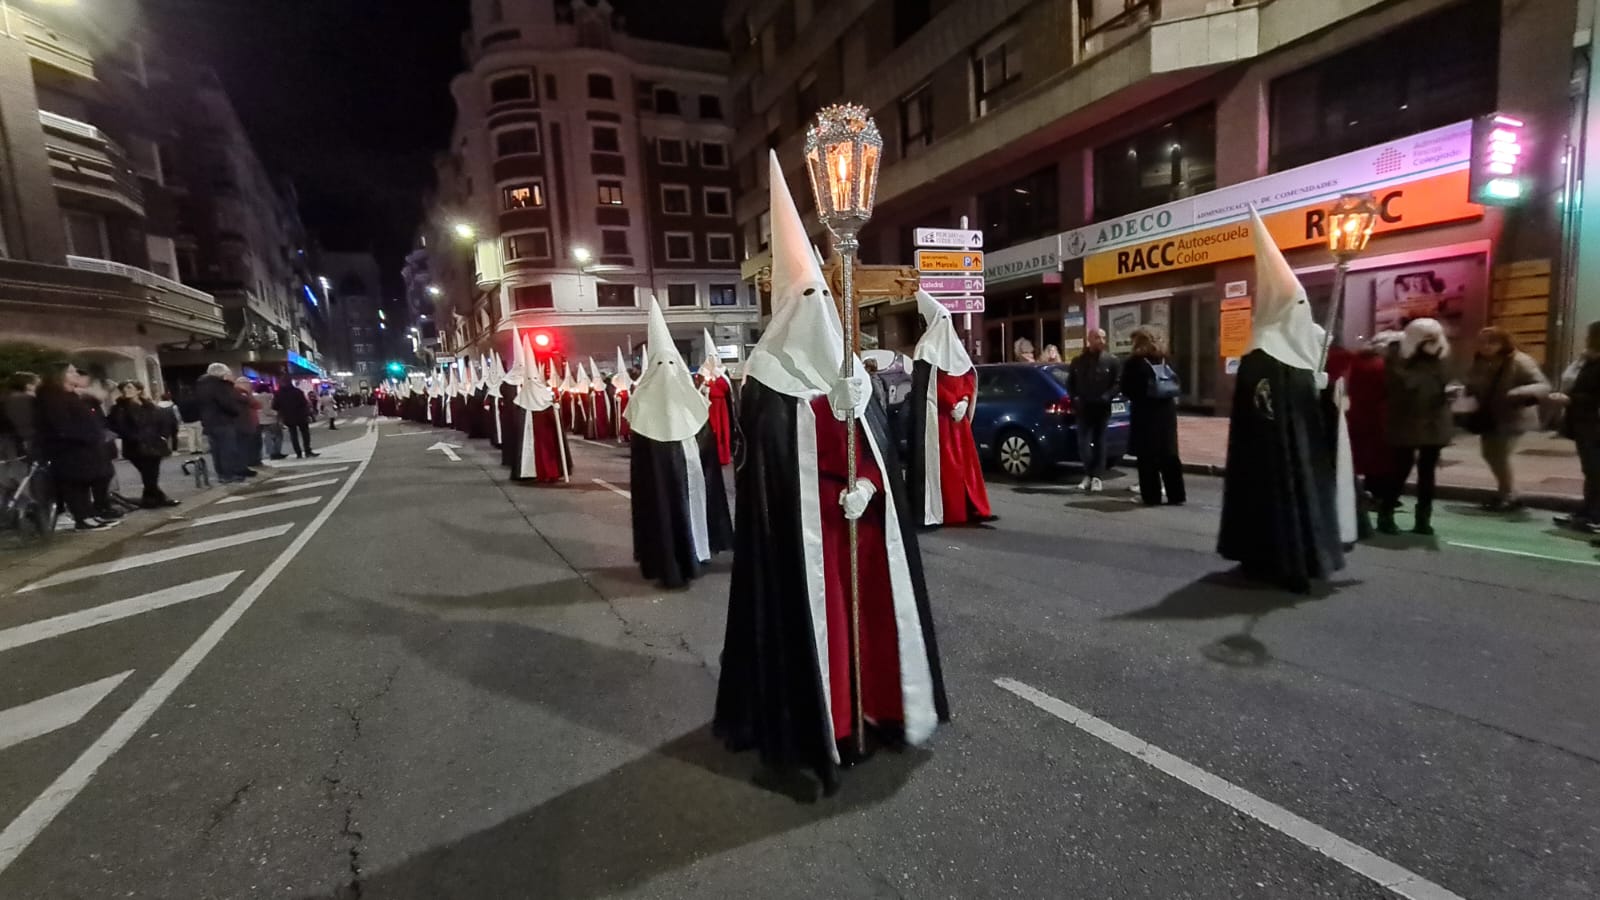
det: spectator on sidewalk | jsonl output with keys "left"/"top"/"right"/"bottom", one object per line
{"left": 320, "top": 390, "right": 338, "bottom": 430}
{"left": 1013, "top": 337, "right": 1036, "bottom": 362}
{"left": 80, "top": 376, "right": 123, "bottom": 519}
{"left": 1379, "top": 319, "right": 1456, "bottom": 536}
{"left": 1066, "top": 328, "right": 1122, "bottom": 492}
{"left": 1041, "top": 344, "right": 1063, "bottom": 363}
{"left": 1119, "top": 328, "right": 1185, "bottom": 506}
{"left": 1464, "top": 327, "right": 1549, "bottom": 512}
{"left": 110, "top": 381, "right": 178, "bottom": 508}
{"left": 257, "top": 383, "right": 285, "bottom": 460}
{"left": 1, "top": 371, "right": 40, "bottom": 460}
{"left": 235, "top": 377, "right": 263, "bottom": 469}
{"left": 35, "top": 362, "right": 118, "bottom": 530}
{"left": 273, "top": 380, "right": 317, "bottom": 459}
{"left": 195, "top": 363, "right": 249, "bottom": 483}
{"left": 1549, "top": 321, "right": 1600, "bottom": 533}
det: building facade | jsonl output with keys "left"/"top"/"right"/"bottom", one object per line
{"left": 321, "top": 251, "right": 385, "bottom": 390}
{"left": 427, "top": 0, "right": 758, "bottom": 372}
{"left": 726, "top": 0, "right": 1578, "bottom": 409}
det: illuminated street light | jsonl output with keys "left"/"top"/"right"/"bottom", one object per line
{"left": 572, "top": 246, "right": 592, "bottom": 265}
{"left": 452, "top": 222, "right": 476, "bottom": 241}
{"left": 1319, "top": 192, "right": 1380, "bottom": 371}
{"left": 426, "top": 284, "right": 443, "bottom": 297}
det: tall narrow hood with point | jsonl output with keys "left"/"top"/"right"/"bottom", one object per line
{"left": 612, "top": 347, "right": 633, "bottom": 392}
{"left": 1247, "top": 206, "right": 1326, "bottom": 372}
{"left": 513, "top": 332, "right": 554, "bottom": 411}
{"left": 627, "top": 297, "right": 709, "bottom": 442}
{"left": 912, "top": 290, "right": 973, "bottom": 376}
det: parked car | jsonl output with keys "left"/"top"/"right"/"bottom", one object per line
{"left": 971, "top": 363, "right": 1131, "bottom": 478}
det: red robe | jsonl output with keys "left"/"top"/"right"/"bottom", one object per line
{"left": 1326, "top": 347, "right": 1392, "bottom": 480}
{"left": 706, "top": 376, "right": 734, "bottom": 466}
{"left": 517, "top": 406, "right": 570, "bottom": 483}
{"left": 589, "top": 390, "right": 614, "bottom": 440}
{"left": 931, "top": 370, "right": 991, "bottom": 524}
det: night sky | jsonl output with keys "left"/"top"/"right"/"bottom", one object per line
{"left": 143, "top": 0, "right": 726, "bottom": 295}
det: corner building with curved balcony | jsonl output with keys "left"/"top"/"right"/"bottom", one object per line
{"left": 428, "top": 0, "right": 757, "bottom": 371}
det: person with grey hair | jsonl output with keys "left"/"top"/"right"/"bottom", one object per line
{"left": 194, "top": 362, "right": 249, "bottom": 483}
{"left": 1065, "top": 328, "right": 1122, "bottom": 492}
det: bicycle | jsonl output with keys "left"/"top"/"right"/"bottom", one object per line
{"left": 0, "top": 456, "right": 59, "bottom": 544}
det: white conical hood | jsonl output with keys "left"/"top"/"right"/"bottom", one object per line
{"left": 611, "top": 347, "right": 632, "bottom": 392}
{"left": 627, "top": 297, "right": 708, "bottom": 442}
{"left": 546, "top": 360, "right": 560, "bottom": 389}
{"left": 572, "top": 361, "right": 592, "bottom": 394}
{"left": 744, "top": 149, "right": 859, "bottom": 399}
{"left": 638, "top": 342, "right": 649, "bottom": 378}
{"left": 1247, "top": 206, "right": 1325, "bottom": 371}
{"left": 487, "top": 350, "right": 506, "bottom": 391}
{"left": 588, "top": 356, "right": 606, "bottom": 391}
{"left": 560, "top": 361, "right": 576, "bottom": 393}
{"left": 502, "top": 338, "right": 526, "bottom": 387}
{"left": 912, "top": 290, "right": 973, "bottom": 376}
{"left": 698, "top": 328, "right": 724, "bottom": 380}
{"left": 514, "top": 333, "right": 554, "bottom": 411}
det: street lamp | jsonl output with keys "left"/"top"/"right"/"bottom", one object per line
{"left": 452, "top": 222, "right": 476, "bottom": 241}
{"left": 572, "top": 246, "right": 592, "bottom": 266}
{"left": 426, "top": 284, "right": 442, "bottom": 298}
{"left": 1319, "top": 192, "right": 1379, "bottom": 370}
{"left": 803, "top": 102, "right": 882, "bottom": 756}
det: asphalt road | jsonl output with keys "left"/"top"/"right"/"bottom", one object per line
{"left": 0, "top": 413, "right": 1595, "bottom": 899}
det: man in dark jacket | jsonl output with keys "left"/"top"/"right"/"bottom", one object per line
{"left": 194, "top": 363, "right": 249, "bottom": 483}
{"left": 1552, "top": 321, "right": 1600, "bottom": 535}
{"left": 1065, "top": 328, "right": 1123, "bottom": 492}
{"left": 36, "top": 362, "right": 119, "bottom": 530}
{"left": 272, "top": 380, "right": 318, "bottom": 459}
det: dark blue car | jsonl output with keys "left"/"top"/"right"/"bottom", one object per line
{"left": 972, "top": 363, "right": 1131, "bottom": 478}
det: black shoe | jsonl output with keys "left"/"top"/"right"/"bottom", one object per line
{"left": 270, "top": 454, "right": 288, "bottom": 460}
{"left": 1376, "top": 510, "right": 1400, "bottom": 535}
{"left": 305, "top": 451, "right": 320, "bottom": 457}
{"left": 74, "top": 517, "right": 120, "bottom": 531}
{"left": 243, "top": 469, "right": 259, "bottom": 478}
{"left": 94, "top": 508, "right": 124, "bottom": 521}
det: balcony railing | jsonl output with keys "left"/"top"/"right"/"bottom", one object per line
{"left": 1079, "top": 0, "right": 1224, "bottom": 59}
{"left": 66, "top": 255, "right": 216, "bottom": 306}
{"left": 39, "top": 111, "right": 145, "bottom": 215}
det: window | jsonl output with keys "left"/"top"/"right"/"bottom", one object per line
{"left": 709, "top": 283, "right": 739, "bottom": 306}
{"left": 664, "top": 232, "right": 694, "bottom": 261}
{"left": 512, "top": 284, "right": 553, "bottom": 310}
{"left": 504, "top": 230, "right": 551, "bottom": 261}
{"left": 893, "top": 0, "right": 932, "bottom": 46}
{"left": 1268, "top": 0, "right": 1498, "bottom": 171}
{"left": 597, "top": 180, "right": 625, "bottom": 206}
{"left": 62, "top": 210, "right": 108, "bottom": 258}
{"left": 1093, "top": 106, "right": 1216, "bottom": 221}
{"left": 587, "top": 73, "right": 615, "bottom": 100}
{"left": 661, "top": 185, "right": 690, "bottom": 215}
{"left": 973, "top": 26, "right": 1023, "bottom": 117}
{"left": 595, "top": 283, "right": 636, "bottom": 307}
{"left": 706, "top": 233, "right": 736, "bottom": 263}
{"left": 601, "top": 228, "right": 630, "bottom": 256}
{"left": 899, "top": 85, "right": 933, "bottom": 157}
{"left": 654, "top": 88, "right": 681, "bottom": 115}
{"left": 502, "top": 181, "right": 545, "bottom": 210}
{"left": 657, "top": 138, "right": 686, "bottom": 165}
{"left": 701, "top": 141, "right": 728, "bottom": 168}
{"left": 703, "top": 187, "right": 733, "bottom": 217}
{"left": 699, "top": 93, "right": 723, "bottom": 119}
{"left": 544, "top": 74, "right": 557, "bottom": 100}
{"left": 978, "top": 165, "right": 1058, "bottom": 248}
{"left": 490, "top": 73, "right": 534, "bottom": 104}
{"left": 495, "top": 127, "right": 540, "bottom": 157}
{"left": 592, "top": 124, "right": 620, "bottom": 153}
{"left": 977, "top": 369, "right": 1025, "bottom": 400}
{"left": 667, "top": 283, "right": 697, "bottom": 306}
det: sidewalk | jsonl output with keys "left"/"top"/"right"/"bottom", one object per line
{"left": 1177, "top": 415, "right": 1583, "bottom": 511}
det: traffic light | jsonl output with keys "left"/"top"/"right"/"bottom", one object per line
{"left": 386, "top": 361, "right": 405, "bottom": 376}
{"left": 532, "top": 331, "right": 553, "bottom": 350}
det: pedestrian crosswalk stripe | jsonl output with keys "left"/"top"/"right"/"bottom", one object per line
{"left": 0, "top": 672, "right": 132, "bottom": 752}
{"left": 0, "top": 573, "right": 241, "bottom": 653}
{"left": 266, "top": 467, "right": 349, "bottom": 484}
{"left": 1445, "top": 540, "right": 1600, "bottom": 567}
{"left": 16, "top": 524, "right": 294, "bottom": 593}
{"left": 148, "top": 498, "right": 321, "bottom": 535}
{"left": 216, "top": 478, "right": 340, "bottom": 505}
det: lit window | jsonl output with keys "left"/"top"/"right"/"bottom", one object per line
{"left": 703, "top": 187, "right": 732, "bottom": 217}
{"left": 709, "top": 283, "right": 739, "bottom": 306}
{"left": 502, "top": 182, "right": 545, "bottom": 210}
{"left": 664, "top": 233, "right": 694, "bottom": 262}
{"left": 597, "top": 180, "right": 625, "bottom": 206}
{"left": 657, "top": 138, "right": 686, "bottom": 165}
{"left": 661, "top": 185, "right": 690, "bottom": 215}
{"left": 706, "top": 234, "right": 736, "bottom": 263}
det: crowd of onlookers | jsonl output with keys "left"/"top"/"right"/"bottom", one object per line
{"left": 0, "top": 359, "right": 349, "bottom": 533}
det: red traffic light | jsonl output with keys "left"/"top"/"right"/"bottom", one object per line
{"left": 532, "top": 331, "right": 553, "bottom": 349}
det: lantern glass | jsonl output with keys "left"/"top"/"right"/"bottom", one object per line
{"left": 1327, "top": 193, "right": 1379, "bottom": 260}
{"left": 803, "top": 104, "right": 883, "bottom": 229}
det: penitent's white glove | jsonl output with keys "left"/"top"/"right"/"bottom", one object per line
{"left": 839, "top": 480, "right": 877, "bottom": 520}
{"left": 828, "top": 373, "right": 868, "bottom": 421}
{"left": 1314, "top": 372, "right": 1330, "bottom": 391}
{"left": 951, "top": 398, "right": 969, "bottom": 421}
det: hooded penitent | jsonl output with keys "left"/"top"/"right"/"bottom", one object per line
{"left": 587, "top": 355, "right": 613, "bottom": 440}
{"left": 1217, "top": 207, "right": 1348, "bottom": 590}
{"left": 612, "top": 347, "right": 634, "bottom": 443}
{"left": 508, "top": 331, "right": 567, "bottom": 483}
{"left": 626, "top": 297, "right": 731, "bottom": 587}
{"left": 713, "top": 150, "right": 948, "bottom": 794}
{"left": 698, "top": 328, "right": 736, "bottom": 466}
{"left": 906, "top": 289, "right": 991, "bottom": 527}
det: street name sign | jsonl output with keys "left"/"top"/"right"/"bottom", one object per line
{"left": 914, "top": 227, "right": 983, "bottom": 250}
{"left": 915, "top": 250, "right": 984, "bottom": 273}
{"left": 936, "top": 296, "right": 985, "bottom": 313}
{"left": 919, "top": 275, "right": 985, "bottom": 294}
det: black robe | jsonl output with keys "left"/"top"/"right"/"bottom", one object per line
{"left": 630, "top": 423, "right": 733, "bottom": 588}
{"left": 498, "top": 384, "right": 520, "bottom": 470}
{"left": 713, "top": 380, "right": 949, "bottom": 789}
{"left": 1217, "top": 349, "right": 1344, "bottom": 590}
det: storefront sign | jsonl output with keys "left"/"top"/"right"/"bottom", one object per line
{"left": 915, "top": 227, "right": 984, "bottom": 249}
{"left": 1470, "top": 113, "right": 1527, "bottom": 205}
{"left": 920, "top": 275, "right": 985, "bottom": 294}
{"left": 1059, "top": 120, "right": 1475, "bottom": 261}
{"left": 916, "top": 250, "right": 985, "bottom": 273}
{"left": 1218, "top": 297, "right": 1253, "bottom": 359}
{"left": 984, "top": 234, "right": 1060, "bottom": 285}
{"left": 937, "top": 296, "right": 985, "bottom": 313}
{"left": 1084, "top": 169, "right": 1481, "bottom": 285}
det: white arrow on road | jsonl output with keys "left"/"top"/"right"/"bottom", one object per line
{"left": 428, "top": 442, "right": 462, "bottom": 461}
{"left": 0, "top": 672, "right": 132, "bottom": 752}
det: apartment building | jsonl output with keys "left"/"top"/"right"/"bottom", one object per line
{"left": 321, "top": 251, "right": 386, "bottom": 390}
{"left": 426, "top": 0, "right": 758, "bottom": 371}
{"left": 726, "top": 0, "right": 1577, "bottom": 409}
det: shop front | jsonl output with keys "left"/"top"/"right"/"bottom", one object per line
{"left": 980, "top": 235, "right": 1062, "bottom": 362}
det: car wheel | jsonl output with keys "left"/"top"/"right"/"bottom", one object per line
{"left": 995, "top": 430, "right": 1042, "bottom": 479}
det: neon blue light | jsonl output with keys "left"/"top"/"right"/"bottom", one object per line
{"left": 302, "top": 285, "right": 318, "bottom": 307}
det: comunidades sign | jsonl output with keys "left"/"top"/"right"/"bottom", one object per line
{"left": 984, "top": 234, "right": 1061, "bottom": 285}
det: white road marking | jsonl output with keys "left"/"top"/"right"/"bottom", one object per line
{"left": 17, "top": 525, "right": 294, "bottom": 594}
{"left": 0, "top": 574, "right": 241, "bottom": 653}
{"left": 1446, "top": 541, "right": 1600, "bottom": 567}
{"left": 592, "top": 478, "right": 631, "bottom": 499}
{"left": 995, "top": 678, "right": 1466, "bottom": 900}
{"left": 0, "top": 672, "right": 132, "bottom": 752}
{"left": 148, "top": 497, "right": 321, "bottom": 535}
{"left": 0, "top": 442, "right": 374, "bottom": 874}
{"left": 428, "top": 442, "right": 462, "bottom": 461}
{"left": 216, "top": 478, "right": 339, "bottom": 504}
{"left": 385, "top": 430, "right": 435, "bottom": 438}
{"left": 267, "top": 467, "right": 349, "bottom": 483}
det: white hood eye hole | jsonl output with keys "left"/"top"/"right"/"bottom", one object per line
{"left": 802, "top": 288, "right": 816, "bottom": 296}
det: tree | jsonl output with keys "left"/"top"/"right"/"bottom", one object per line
{"left": 0, "top": 342, "right": 67, "bottom": 384}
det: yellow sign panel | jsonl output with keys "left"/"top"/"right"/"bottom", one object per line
{"left": 1084, "top": 169, "right": 1481, "bottom": 285}
{"left": 915, "top": 250, "right": 985, "bottom": 273}
{"left": 1218, "top": 298, "right": 1253, "bottom": 359}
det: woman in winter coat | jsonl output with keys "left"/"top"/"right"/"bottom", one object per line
{"left": 1464, "top": 326, "right": 1550, "bottom": 511}
{"left": 1379, "top": 319, "right": 1456, "bottom": 536}
{"left": 109, "top": 381, "right": 178, "bottom": 508}
{"left": 35, "top": 362, "right": 118, "bottom": 530}
{"left": 1118, "top": 328, "right": 1186, "bottom": 506}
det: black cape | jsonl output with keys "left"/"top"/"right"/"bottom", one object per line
{"left": 498, "top": 385, "right": 520, "bottom": 469}
{"left": 905, "top": 360, "right": 935, "bottom": 526}
{"left": 713, "top": 380, "right": 949, "bottom": 787}
{"left": 1217, "top": 349, "right": 1344, "bottom": 589}
{"left": 630, "top": 423, "right": 732, "bottom": 588}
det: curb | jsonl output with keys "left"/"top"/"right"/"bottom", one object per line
{"left": 1177, "top": 462, "right": 1578, "bottom": 513}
